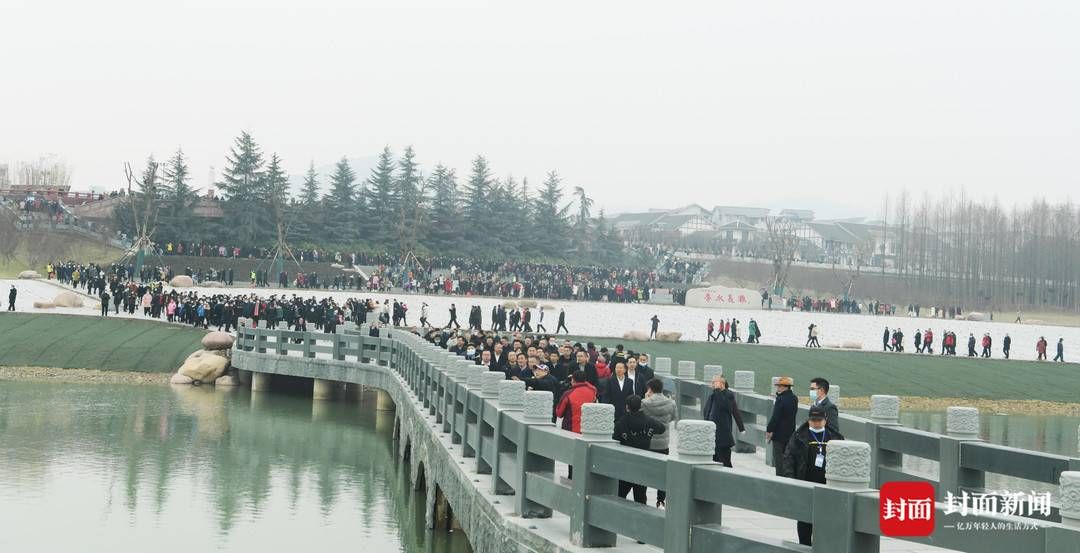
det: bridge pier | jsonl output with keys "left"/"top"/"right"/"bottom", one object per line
{"left": 375, "top": 388, "right": 395, "bottom": 411}
{"left": 251, "top": 372, "right": 271, "bottom": 392}
{"left": 313, "top": 378, "right": 335, "bottom": 400}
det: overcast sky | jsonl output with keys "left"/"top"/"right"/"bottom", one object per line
{"left": 2, "top": 1, "right": 1077, "bottom": 218}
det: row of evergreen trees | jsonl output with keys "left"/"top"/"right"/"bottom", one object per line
{"left": 114, "top": 132, "right": 626, "bottom": 264}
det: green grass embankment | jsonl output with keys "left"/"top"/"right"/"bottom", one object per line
{"left": 0, "top": 313, "right": 205, "bottom": 373}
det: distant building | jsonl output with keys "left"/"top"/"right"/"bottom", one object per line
{"left": 711, "top": 206, "right": 771, "bottom": 227}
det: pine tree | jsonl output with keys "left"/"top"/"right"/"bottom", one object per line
{"left": 299, "top": 162, "right": 320, "bottom": 207}
{"left": 395, "top": 146, "right": 424, "bottom": 253}
{"left": 325, "top": 157, "right": 357, "bottom": 243}
{"left": 593, "top": 209, "right": 624, "bottom": 263}
{"left": 217, "top": 131, "right": 266, "bottom": 246}
{"left": 534, "top": 171, "right": 571, "bottom": 258}
{"left": 162, "top": 148, "right": 197, "bottom": 241}
{"left": 427, "top": 164, "right": 461, "bottom": 253}
{"left": 291, "top": 162, "right": 320, "bottom": 244}
{"left": 572, "top": 186, "right": 594, "bottom": 256}
{"left": 263, "top": 153, "right": 291, "bottom": 238}
{"left": 366, "top": 146, "right": 396, "bottom": 246}
{"left": 462, "top": 155, "right": 494, "bottom": 244}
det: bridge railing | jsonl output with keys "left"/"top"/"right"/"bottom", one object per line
{"left": 234, "top": 327, "right": 1080, "bottom": 552}
{"left": 637, "top": 356, "right": 1080, "bottom": 516}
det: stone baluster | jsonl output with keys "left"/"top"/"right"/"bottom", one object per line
{"left": 570, "top": 403, "right": 617, "bottom": 546}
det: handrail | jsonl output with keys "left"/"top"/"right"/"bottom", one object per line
{"left": 232, "top": 326, "right": 1080, "bottom": 552}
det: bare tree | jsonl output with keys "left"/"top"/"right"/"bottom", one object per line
{"left": 764, "top": 216, "right": 799, "bottom": 296}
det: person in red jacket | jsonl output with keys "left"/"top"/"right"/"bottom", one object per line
{"left": 556, "top": 370, "right": 598, "bottom": 434}
{"left": 556, "top": 370, "right": 597, "bottom": 479}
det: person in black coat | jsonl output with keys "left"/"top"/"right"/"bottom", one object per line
{"left": 625, "top": 356, "right": 653, "bottom": 397}
{"left": 572, "top": 350, "right": 598, "bottom": 390}
{"left": 612, "top": 395, "right": 667, "bottom": 505}
{"left": 781, "top": 406, "right": 845, "bottom": 546}
{"left": 602, "top": 362, "right": 635, "bottom": 421}
{"left": 766, "top": 376, "right": 797, "bottom": 475}
{"left": 7, "top": 285, "right": 15, "bottom": 311}
{"left": 702, "top": 375, "right": 745, "bottom": 467}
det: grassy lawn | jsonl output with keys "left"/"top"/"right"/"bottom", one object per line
{"left": 0, "top": 313, "right": 206, "bottom": 373}
{"left": 0, "top": 234, "right": 123, "bottom": 278}
{"left": 565, "top": 336, "right": 1076, "bottom": 402}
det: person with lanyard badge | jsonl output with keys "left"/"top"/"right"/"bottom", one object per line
{"left": 781, "top": 405, "right": 845, "bottom": 547}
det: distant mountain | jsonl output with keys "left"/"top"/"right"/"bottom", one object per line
{"left": 287, "top": 156, "right": 380, "bottom": 198}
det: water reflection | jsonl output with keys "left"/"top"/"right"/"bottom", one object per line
{"left": 0, "top": 381, "right": 471, "bottom": 553}
{"left": 849, "top": 408, "right": 1080, "bottom": 493}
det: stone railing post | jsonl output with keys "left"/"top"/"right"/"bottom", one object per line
{"left": 474, "top": 371, "right": 505, "bottom": 476}
{"left": 733, "top": 370, "right": 754, "bottom": 392}
{"left": 570, "top": 403, "right": 618, "bottom": 547}
{"left": 491, "top": 380, "right": 525, "bottom": 495}
{"left": 677, "top": 360, "right": 696, "bottom": 379}
{"left": 1058, "top": 472, "right": 1080, "bottom": 529}
{"left": 275, "top": 329, "right": 287, "bottom": 355}
{"left": 809, "top": 440, "right": 879, "bottom": 553}
{"left": 868, "top": 395, "right": 901, "bottom": 487}
{"left": 654, "top": 357, "right": 672, "bottom": 375}
{"left": 513, "top": 391, "right": 555, "bottom": 519}
{"left": 732, "top": 370, "right": 757, "bottom": 454}
{"left": 461, "top": 366, "right": 485, "bottom": 458}
{"left": 663, "top": 420, "right": 721, "bottom": 553}
{"left": 703, "top": 364, "right": 723, "bottom": 383}
{"left": 938, "top": 406, "right": 984, "bottom": 500}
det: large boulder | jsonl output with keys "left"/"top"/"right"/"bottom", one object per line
{"left": 502, "top": 301, "right": 518, "bottom": 309}
{"left": 964, "top": 312, "right": 988, "bottom": 322}
{"left": 201, "top": 331, "right": 234, "bottom": 351}
{"left": 656, "top": 331, "right": 683, "bottom": 343}
{"left": 622, "top": 330, "right": 650, "bottom": 341}
{"left": 18, "top": 270, "right": 41, "bottom": 279}
{"left": 202, "top": 280, "right": 225, "bottom": 288}
{"left": 518, "top": 299, "right": 538, "bottom": 309}
{"left": 215, "top": 374, "right": 241, "bottom": 387}
{"left": 32, "top": 301, "right": 55, "bottom": 309}
{"left": 330, "top": 262, "right": 344, "bottom": 269}
{"left": 52, "top": 291, "right": 84, "bottom": 308}
{"left": 177, "top": 349, "right": 230, "bottom": 383}
{"left": 170, "top": 275, "right": 194, "bottom": 288}
{"left": 170, "top": 373, "right": 194, "bottom": 385}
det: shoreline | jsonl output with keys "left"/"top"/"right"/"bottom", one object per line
{"left": 838, "top": 396, "right": 1080, "bottom": 416}
{"left": 0, "top": 366, "right": 170, "bottom": 385}
{"left": 1, "top": 365, "right": 1076, "bottom": 416}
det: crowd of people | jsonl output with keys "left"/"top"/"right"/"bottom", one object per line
{"left": 881, "top": 326, "right": 1065, "bottom": 362}
{"left": 421, "top": 326, "right": 840, "bottom": 546}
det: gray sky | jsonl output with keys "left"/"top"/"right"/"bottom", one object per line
{"left": 3, "top": 1, "right": 1078, "bottom": 218}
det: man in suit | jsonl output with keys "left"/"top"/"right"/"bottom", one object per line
{"left": 603, "top": 362, "right": 635, "bottom": 422}
{"left": 625, "top": 355, "right": 653, "bottom": 397}
{"left": 766, "top": 376, "right": 797, "bottom": 475}
{"left": 571, "top": 350, "right": 599, "bottom": 390}
{"left": 809, "top": 377, "right": 839, "bottom": 433}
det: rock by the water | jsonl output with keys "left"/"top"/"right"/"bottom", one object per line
{"left": 201, "top": 331, "right": 235, "bottom": 350}
{"left": 177, "top": 349, "right": 229, "bottom": 383}
{"left": 656, "top": 331, "right": 682, "bottom": 343}
{"left": 52, "top": 291, "right": 84, "bottom": 308}
{"left": 170, "top": 373, "right": 194, "bottom": 385}
{"left": 215, "top": 374, "right": 241, "bottom": 387}
{"left": 202, "top": 280, "right": 225, "bottom": 288}
{"left": 964, "top": 312, "right": 988, "bottom": 322}
{"left": 170, "top": 275, "right": 194, "bottom": 288}
{"left": 18, "top": 270, "right": 41, "bottom": 279}
{"left": 502, "top": 301, "right": 518, "bottom": 309}
{"left": 32, "top": 301, "right": 55, "bottom": 309}
{"left": 518, "top": 299, "right": 538, "bottom": 309}
{"left": 330, "top": 263, "right": 344, "bottom": 269}
{"left": 623, "top": 330, "right": 650, "bottom": 341}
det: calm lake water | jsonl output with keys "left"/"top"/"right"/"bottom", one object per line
{"left": 849, "top": 408, "right": 1080, "bottom": 492}
{"left": 0, "top": 381, "right": 471, "bottom": 553}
